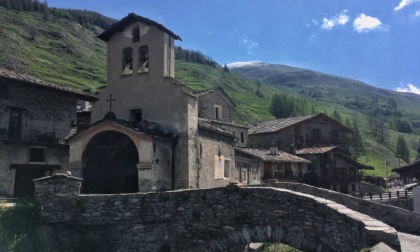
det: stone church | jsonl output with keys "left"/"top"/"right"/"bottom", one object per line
{"left": 68, "top": 13, "right": 251, "bottom": 193}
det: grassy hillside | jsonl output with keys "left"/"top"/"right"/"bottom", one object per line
{"left": 0, "top": 7, "right": 107, "bottom": 90}
{"left": 0, "top": 7, "right": 418, "bottom": 177}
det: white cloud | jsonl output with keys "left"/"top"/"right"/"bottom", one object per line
{"left": 321, "top": 10, "right": 349, "bottom": 30}
{"left": 394, "top": 0, "right": 420, "bottom": 11}
{"left": 312, "top": 19, "right": 319, "bottom": 26}
{"left": 353, "top": 14, "right": 383, "bottom": 33}
{"left": 416, "top": 10, "right": 420, "bottom": 16}
{"left": 243, "top": 39, "right": 259, "bottom": 55}
{"left": 394, "top": 83, "right": 420, "bottom": 95}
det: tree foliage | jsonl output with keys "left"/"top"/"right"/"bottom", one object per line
{"left": 174, "top": 46, "right": 219, "bottom": 67}
{"left": 269, "top": 92, "right": 309, "bottom": 119}
{"left": 395, "top": 135, "right": 410, "bottom": 163}
{"left": 0, "top": 0, "right": 116, "bottom": 29}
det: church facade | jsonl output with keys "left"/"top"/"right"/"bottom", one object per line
{"left": 68, "top": 13, "right": 251, "bottom": 193}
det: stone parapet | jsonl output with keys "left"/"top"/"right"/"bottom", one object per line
{"left": 278, "top": 182, "right": 420, "bottom": 235}
{"left": 34, "top": 177, "right": 400, "bottom": 251}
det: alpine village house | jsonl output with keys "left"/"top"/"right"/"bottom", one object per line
{"left": 0, "top": 13, "right": 370, "bottom": 198}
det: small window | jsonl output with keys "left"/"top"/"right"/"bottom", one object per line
{"left": 29, "top": 148, "right": 45, "bottom": 162}
{"left": 240, "top": 132, "right": 245, "bottom": 144}
{"left": 214, "top": 105, "right": 222, "bottom": 120}
{"left": 130, "top": 109, "right": 142, "bottom": 123}
{"left": 0, "top": 81, "right": 8, "bottom": 99}
{"left": 122, "top": 47, "right": 133, "bottom": 75}
{"left": 242, "top": 168, "right": 248, "bottom": 183}
{"left": 330, "top": 130, "right": 339, "bottom": 142}
{"left": 138, "top": 45, "right": 149, "bottom": 73}
{"left": 351, "top": 184, "right": 356, "bottom": 192}
{"left": 311, "top": 128, "right": 322, "bottom": 141}
{"left": 132, "top": 27, "right": 140, "bottom": 43}
{"left": 253, "top": 168, "right": 257, "bottom": 181}
{"left": 224, "top": 159, "right": 230, "bottom": 178}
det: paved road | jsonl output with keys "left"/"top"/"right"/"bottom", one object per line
{"left": 398, "top": 232, "right": 420, "bottom": 252}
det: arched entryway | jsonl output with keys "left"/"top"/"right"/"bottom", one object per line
{"left": 82, "top": 131, "right": 139, "bottom": 194}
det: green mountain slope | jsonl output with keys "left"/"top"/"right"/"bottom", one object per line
{"left": 0, "top": 7, "right": 418, "bottom": 176}
{"left": 231, "top": 63, "right": 420, "bottom": 126}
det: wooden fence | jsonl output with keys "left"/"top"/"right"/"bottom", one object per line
{"left": 353, "top": 190, "right": 412, "bottom": 201}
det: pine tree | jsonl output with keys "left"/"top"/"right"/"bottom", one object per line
{"left": 395, "top": 135, "right": 410, "bottom": 163}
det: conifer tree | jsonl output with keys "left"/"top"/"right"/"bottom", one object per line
{"left": 395, "top": 135, "right": 410, "bottom": 163}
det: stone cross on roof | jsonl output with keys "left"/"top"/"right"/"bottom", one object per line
{"left": 106, "top": 94, "right": 116, "bottom": 112}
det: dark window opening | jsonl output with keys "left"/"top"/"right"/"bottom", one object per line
{"left": 330, "top": 130, "right": 339, "bottom": 142}
{"left": 0, "top": 81, "right": 8, "bottom": 99}
{"left": 29, "top": 148, "right": 45, "bottom": 162}
{"left": 138, "top": 45, "right": 149, "bottom": 73}
{"left": 240, "top": 132, "right": 244, "bottom": 143}
{"left": 122, "top": 47, "right": 133, "bottom": 75}
{"left": 215, "top": 107, "right": 220, "bottom": 120}
{"left": 8, "top": 109, "right": 22, "bottom": 140}
{"left": 130, "top": 109, "right": 142, "bottom": 123}
{"left": 132, "top": 27, "right": 140, "bottom": 43}
{"left": 311, "top": 128, "right": 322, "bottom": 142}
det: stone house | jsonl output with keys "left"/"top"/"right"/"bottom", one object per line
{"left": 236, "top": 147, "right": 310, "bottom": 185}
{"left": 68, "top": 13, "right": 251, "bottom": 194}
{"left": 0, "top": 68, "right": 96, "bottom": 197}
{"left": 247, "top": 113, "right": 371, "bottom": 193}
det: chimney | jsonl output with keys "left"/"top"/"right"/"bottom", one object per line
{"left": 269, "top": 147, "right": 278, "bottom": 155}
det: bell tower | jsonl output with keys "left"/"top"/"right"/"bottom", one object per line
{"left": 98, "top": 13, "right": 181, "bottom": 87}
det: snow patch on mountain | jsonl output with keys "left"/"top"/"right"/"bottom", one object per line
{"left": 227, "top": 61, "right": 267, "bottom": 69}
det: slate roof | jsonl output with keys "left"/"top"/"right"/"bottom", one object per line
{"left": 335, "top": 153, "right": 374, "bottom": 170}
{"left": 194, "top": 87, "right": 236, "bottom": 106}
{"left": 392, "top": 159, "right": 420, "bottom": 173}
{"left": 0, "top": 67, "right": 97, "bottom": 101}
{"left": 199, "top": 118, "right": 248, "bottom": 129}
{"left": 198, "top": 119, "right": 235, "bottom": 139}
{"left": 247, "top": 113, "right": 351, "bottom": 135}
{"left": 295, "top": 146, "right": 337, "bottom": 155}
{"left": 247, "top": 114, "right": 318, "bottom": 135}
{"left": 236, "top": 148, "right": 311, "bottom": 163}
{"left": 98, "top": 13, "right": 182, "bottom": 42}
{"left": 68, "top": 118, "right": 177, "bottom": 141}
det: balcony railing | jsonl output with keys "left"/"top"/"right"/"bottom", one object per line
{"left": 0, "top": 120, "right": 69, "bottom": 144}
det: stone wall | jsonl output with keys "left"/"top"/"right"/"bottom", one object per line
{"left": 34, "top": 175, "right": 400, "bottom": 252}
{"left": 248, "top": 128, "right": 295, "bottom": 151}
{"left": 278, "top": 182, "right": 420, "bottom": 235}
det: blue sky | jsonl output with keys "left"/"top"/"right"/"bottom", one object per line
{"left": 47, "top": 0, "right": 420, "bottom": 93}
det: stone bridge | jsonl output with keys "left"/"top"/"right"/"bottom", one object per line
{"left": 34, "top": 174, "right": 400, "bottom": 252}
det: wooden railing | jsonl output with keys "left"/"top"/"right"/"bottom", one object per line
{"left": 353, "top": 190, "right": 412, "bottom": 201}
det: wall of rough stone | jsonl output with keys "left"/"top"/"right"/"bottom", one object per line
{"left": 0, "top": 80, "right": 76, "bottom": 135}
{"left": 34, "top": 175, "right": 400, "bottom": 252}
{"left": 248, "top": 128, "right": 295, "bottom": 151}
{"left": 278, "top": 182, "right": 420, "bottom": 235}
{"left": 197, "top": 127, "right": 238, "bottom": 189}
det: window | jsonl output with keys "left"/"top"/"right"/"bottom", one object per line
{"left": 214, "top": 155, "right": 224, "bottom": 179}
{"left": 351, "top": 184, "right": 356, "bottom": 192}
{"left": 252, "top": 168, "right": 258, "bottom": 181}
{"left": 242, "top": 168, "right": 248, "bottom": 183}
{"left": 130, "top": 109, "right": 142, "bottom": 123}
{"left": 8, "top": 109, "right": 22, "bottom": 140}
{"left": 0, "top": 81, "right": 8, "bottom": 99}
{"left": 29, "top": 148, "right": 45, "bottom": 162}
{"left": 330, "top": 130, "right": 339, "bottom": 142}
{"left": 214, "top": 105, "right": 222, "bottom": 120}
{"left": 132, "top": 27, "right": 140, "bottom": 43}
{"left": 122, "top": 47, "right": 133, "bottom": 75}
{"left": 311, "top": 128, "right": 322, "bottom": 141}
{"left": 224, "top": 159, "right": 230, "bottom": 178}
{"left": 240, "top": 132, "right": 245, "bottom": 144}
{"left": 138, "top": 45, "right": 149, "bottom": 73}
